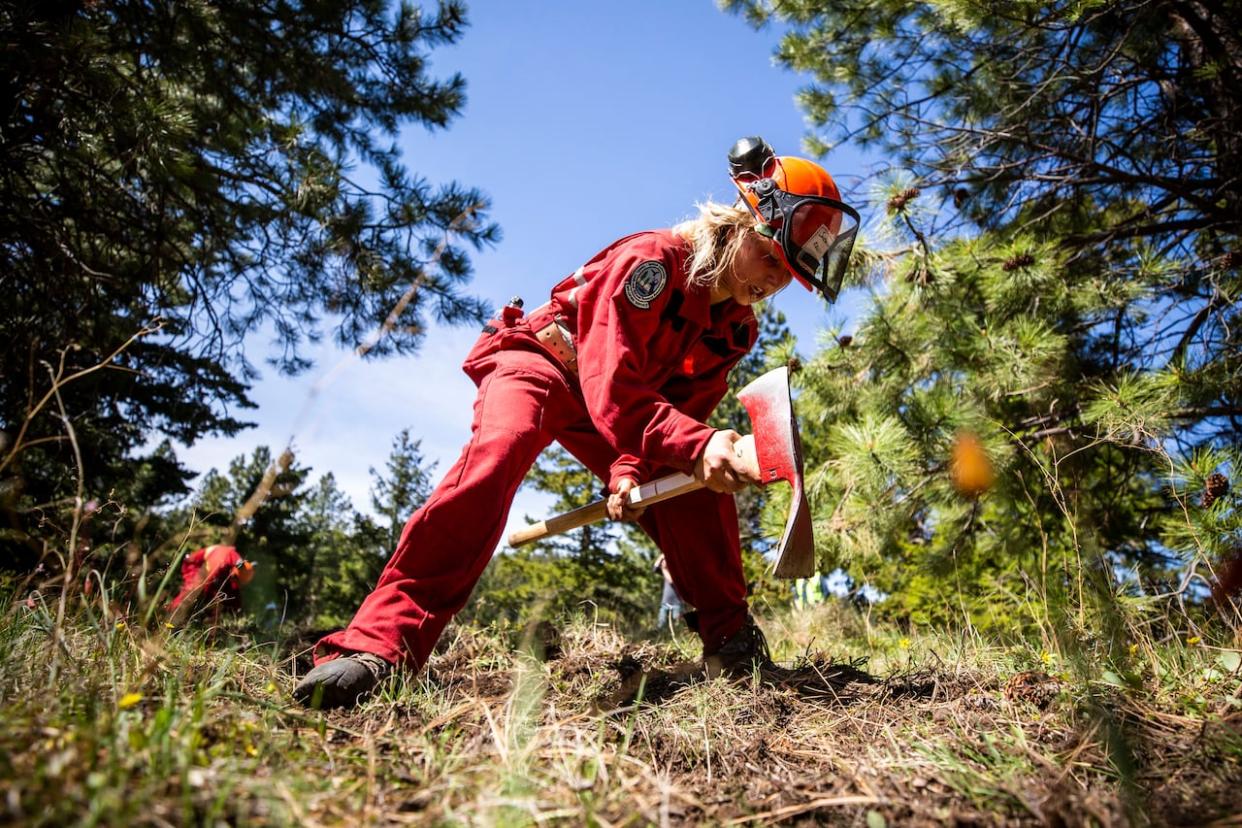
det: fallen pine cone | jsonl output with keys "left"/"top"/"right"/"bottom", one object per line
{"left": 1004, "top": 670, "right": 1063, "bottom": 708}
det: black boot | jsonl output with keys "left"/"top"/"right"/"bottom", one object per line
{"left": 293, "top": 652, "right": 392, "bottom": 710}
{"left": 704, "top": 615, "right": 771, "bottom": 678}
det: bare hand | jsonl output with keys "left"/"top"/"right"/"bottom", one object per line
{"left": 693, "top": 429, "right": 759, "bottom": 494}
{"left": 607, "top": 477, "right": 647, "bottom": 522}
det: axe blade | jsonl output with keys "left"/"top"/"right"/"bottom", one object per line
{"left": 737, "top": 366, "right": 815, "bottom": 578}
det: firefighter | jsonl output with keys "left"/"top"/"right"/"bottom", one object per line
{"left": 294, "top": 138, "right": 859, "bottom": 709}
{"left": 793, "top": 572, "right": 831, "bottom": 611}
{"left": 168, "top": 544, "right": 254, "bottom": 625}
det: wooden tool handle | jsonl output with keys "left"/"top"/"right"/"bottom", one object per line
{"left": 507, "top": 499, "right": 610, "bottom": 547}
{"left": 629, "top": 471, "right": 701, "bottom": 507}
{"left": 506, "top": 435, "right": 758, "bottom": 548}
{"left": 507, "top": 471, "right": 702, "bottom": 547}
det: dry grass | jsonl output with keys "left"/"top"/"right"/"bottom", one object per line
{"left": 1, "top": 592, "right": 1241, "bottom": 826}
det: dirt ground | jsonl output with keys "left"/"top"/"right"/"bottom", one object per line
{"left": 290, "top": 623, "right": 1242, "bottom": 826}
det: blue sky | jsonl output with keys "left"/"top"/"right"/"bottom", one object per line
{"left": 178, "top": 1, "right": 880, "bottom": 541}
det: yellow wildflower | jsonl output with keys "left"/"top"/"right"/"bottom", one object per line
{"left": 118, "top": 693, "right": 143, "bottom": 710}
{"left": 1187, "top": 636, "right": 1201, "bottom": 646}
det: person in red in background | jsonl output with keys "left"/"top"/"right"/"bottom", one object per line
{"left": 168, "top": 544, "right": 255, "bottom": 625}
{"left": 294, "top": 137, "right": 859, "bottom": 709}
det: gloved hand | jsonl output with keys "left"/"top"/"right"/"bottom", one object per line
{"left": 293, "top": 652, "right": 392, "bottom": 710}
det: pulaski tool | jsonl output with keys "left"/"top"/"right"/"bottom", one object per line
{"left": 507, "top": 366, "right": 815, "bottom": 578}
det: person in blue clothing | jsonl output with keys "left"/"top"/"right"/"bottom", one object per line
{"left": 654, "top": 554, "right": 683, "bottom": 629}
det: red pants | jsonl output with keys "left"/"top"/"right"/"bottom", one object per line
{"left": 314, "top": 332, "right": 750, "bottom": 669}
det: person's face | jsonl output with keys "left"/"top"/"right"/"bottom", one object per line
{"left": 723, "top": 230, "right": 795, "bottom": 305}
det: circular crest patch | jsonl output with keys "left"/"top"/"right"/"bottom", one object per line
{"left": 624, "top": 261, "right": 668, "bottom": 309}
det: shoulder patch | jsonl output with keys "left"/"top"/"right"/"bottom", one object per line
{"left": 624, "top": 261, "right": 668, "bottom": 309}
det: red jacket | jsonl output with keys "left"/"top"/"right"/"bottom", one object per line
{"left": 169, "top": 545, "right": 245, "bottom": 611}
{"left": 528, "top": 229, "right": 758, "bottom": 486}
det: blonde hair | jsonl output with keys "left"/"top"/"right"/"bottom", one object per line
{"left": 673, "top": 202, "right": 755, "bottom": 289}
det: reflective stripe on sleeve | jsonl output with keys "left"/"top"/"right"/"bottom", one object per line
{"left": 565, "top": 266, "right": 587, "bottom": 308}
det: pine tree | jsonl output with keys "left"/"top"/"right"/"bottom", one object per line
{"left": 368, "top": 429, "right": 437, "bottom": 554}
{"left": 300, "top": 473, "right": 361, "bottom": 627}
{"left": 723, "top": 0, "right": 1242, "bottom": 247}
{"left": 0, "top": 1, "right": 498, "bottom": 570}
{"left": 724, "top": 0, "right": 1241, "bottom": 631}
{"left": 306, "top": 429, "right": 440, "bottom": 626}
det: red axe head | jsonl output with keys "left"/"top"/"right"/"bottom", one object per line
{"left": 738, "top": 366, "right": 815, "bottom": 578}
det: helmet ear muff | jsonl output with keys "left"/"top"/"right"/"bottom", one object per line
{"left": 754, "top": 222, "right": 776, "bottom": 238}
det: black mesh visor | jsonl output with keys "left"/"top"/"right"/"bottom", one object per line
{"left": 757, "top": 190, "right": 860, "bottom": 303}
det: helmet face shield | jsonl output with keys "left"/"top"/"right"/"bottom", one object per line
{"left": 784, "top": 198, "right": 859, "bottom": 302}
{"left": 735, "top": 178, "right": 861, "bottom": 302}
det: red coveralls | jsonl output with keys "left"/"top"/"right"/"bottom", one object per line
{"left": 314, "top": 229, "right": 758, "bottom": 668}
{"left": 169, "top": 545, "right": 245, "bottom": 615}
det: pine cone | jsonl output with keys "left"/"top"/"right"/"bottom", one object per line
{"left": 1222, "top": 251, "right": 1242, "bottom": 270}
{"left": 1202, "top": 472, "right": 1230, "bottom": 508}
{"left": 837, "top": 335, "right": 853, "bottom": 348}
{"left": 786, "top": 355, "right": 802, "bottom": 375}
{"left": 1004, "top": 670, "right": 1062, "bottom": 708}
{"left": 1002, "top": 252, "right": 1036, "bottom": 272}
{"left": 886, "top": 187, "right": 920, "bottom": 213}
{"left": 953, "top": 188, "right": 970, "bottom": 208}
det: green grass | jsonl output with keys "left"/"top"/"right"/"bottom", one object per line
{"left": 1, "top": 585, "right": 1240, "bottom": 826}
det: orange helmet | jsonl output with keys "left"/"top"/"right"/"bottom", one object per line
{"left": 203, "top": 545, "right": 256, "bottom": 588}
{"left": 235, "top": 559, "right": 256, "bottom": 587}
{"left": 729, "top": 137, "right": 860, "bottom": 302}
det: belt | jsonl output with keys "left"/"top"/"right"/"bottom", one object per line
{"left": 530, "top": 313, "right": 578, "bottom": 376}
